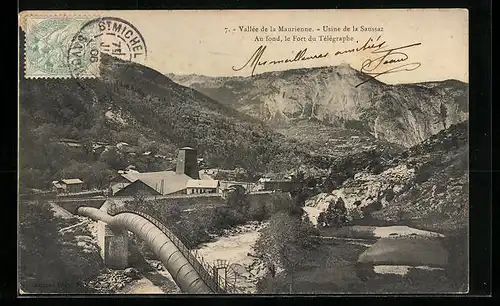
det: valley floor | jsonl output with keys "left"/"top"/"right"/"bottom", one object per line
{"left": 199, "top": 223, "right": 462, "bottom": 294}
{"left": 71, "top": 214, "right": 465, "bottom": 294}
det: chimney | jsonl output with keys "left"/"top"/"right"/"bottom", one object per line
{"left": 176, "top": 147, "right": 200, "bottom": 179}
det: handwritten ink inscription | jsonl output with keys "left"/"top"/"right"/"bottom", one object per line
{"left": 232, "top": 35, "right": 422, "bottom": 87}
{"left": 232, "top": 45, "right": 329, "bottom": 77}
{"left": 355, "top": 42, "right": 421, "bottom": 87}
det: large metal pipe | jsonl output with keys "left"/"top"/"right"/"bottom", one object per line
{"left": 76, "top": 206, "right": 214, "bottom": 294}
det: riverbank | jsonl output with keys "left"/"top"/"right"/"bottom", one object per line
{"left": 193, "top": 222, "right": 455, "bottom": 294}
{"left": 196, "top": 221, "right": 267, "bottom": 293}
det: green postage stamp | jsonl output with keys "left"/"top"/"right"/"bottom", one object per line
{"left": 22, "top": 14, "right": 147, "bottom": 78}
{"left": 23, "top": 16, "right": 98, "bottom": 78}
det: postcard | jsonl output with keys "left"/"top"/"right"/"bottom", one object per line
{"left": 18, "top": 9, "right": 469, "bottom": 295}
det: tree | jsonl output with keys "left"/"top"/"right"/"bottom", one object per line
{"left": 254, "top": 212, "right": 318, "bottom": 293}
{"left": 162, "top": 201, "right": 182, "bottom": 223}
{"left": 19, "top": 168, "right": 43, "bottom": 191}
{"left": 289, "top": 171, "right": 308, "bottom": 217}
{"left": 126, "top": 190, "right": 149, "bottom": 211}
{"left": 33, "top": 123, "right": 58, "bottom": 142}
{"left": 100, "top": 147, "right": 127, "bottom": 170}
{"left": 80, "top": 136, "right": 94, "bottom": 159}
{"left": 319, "top": 197, "right": 348, "bottom": 228}
{"left": 19, "top": 200, "right": 63, "bottom": 292}
{"left": 212, "top": 206, "right": 245, "bottom": 230}
{"left": 226, "top": 185, "right": 250, "bottom": 215}
{"left": 19, "top": 200, "right": 95, "bottom": 293}
{"left": 57, "top": 161, "right": 113, "bottom": 190}
{"left": 347, "top": 207, "right": 362, "bottom": 223}
{"left": 317, "top": 211, "right": 326, "bottom": 227}
{"left": 268, "top": 192, "right": 296, "bottom": 215}
{"left": 247, "top": 200, "right": 268, "bottom": 221}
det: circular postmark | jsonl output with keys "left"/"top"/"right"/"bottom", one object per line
{"left": 67, "top": 17, "right": 147, "bottom": 78}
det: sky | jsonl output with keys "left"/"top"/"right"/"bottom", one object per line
{"left": 20, "top": 9, "right": 468, "bottom": 84}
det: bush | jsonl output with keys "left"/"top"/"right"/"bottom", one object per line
{"left": 226, "top": 185, "right": 250, "bottom": 214}
{"left": 254, "top": 212, "right": 319, "bottom": 293}
{"left": 318, "top": 198, "right": 348, "bottom": 228}
{"left": 267, "top": 192, "right": 294, "bottom": 215}
{"left": 174, "top": 221, "right": 211, "bottom": 248}
{"left": 19, "top": 200, "right": 99, "bottom": 293}
{"left": 256, "top": 273, "right": 292, "bottom": 293}
{"left": 385, "top": 188, "right": 395, "bottom": 202}
{"left": 212, "top": 206, "right": 246, "bottom": 229}
{"left": 162, "top": 202, "right": 182, "bottom": 223}
{"left": 247, "top": 200, "right": 268, "bottom": 221}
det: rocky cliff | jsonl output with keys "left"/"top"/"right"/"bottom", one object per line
{"left": 168, "top": 65, "right": 468, "bottom": 148}
{"left": 304, "top": 121, "right": 468, "bottom": 232}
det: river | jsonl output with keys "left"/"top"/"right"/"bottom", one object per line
{"left": 195, "top": 222, "right": 267, "bottom": 293}
{"left": 119, "top": 222, "right": 265, "bottom": 294}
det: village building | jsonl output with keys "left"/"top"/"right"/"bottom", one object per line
{"left": 51, "top": 181, "right": 64, "bottom": 193}
{"left": 110, "top": 170, "right": 192, "bottom": 196}
{"left": 61, "top": 179, "right": 84, "bottom": 193}
{"left": 186, "top": 179, "right": 220, "bottom": 194}
{"left": 110, "top": 147, "right": 220, "bottom": 197}
{"left": 258, "top": 177, "right": 271, "bottom": 183}
{"left": 199, "top": 170, "right": 215, "bottom": 180}
{"left": 53, "top": 178, "right": 84, "bottom": 193}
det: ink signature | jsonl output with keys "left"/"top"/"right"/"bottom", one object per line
{"left": 353, "top": 42, "right": 421, "bottom": 87}
{"left": 329, "top": 35, "right": 422, "bottom": 87}
{"left": 232, "top": 36, "right": 421, "bottom": 86}
{"left": 232, "top": 45, "right": 329, "bottom": 76}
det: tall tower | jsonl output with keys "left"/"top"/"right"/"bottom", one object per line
{"left": 176, "top": 147, "right": 200, "bottom": 179}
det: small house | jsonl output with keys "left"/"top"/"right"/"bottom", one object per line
{"left": 51, "top": 181, "right": 65, "bottom": 193}
{"left": 59, "top": 179, "right": 84, "bottom": 193}
{"left": 186, "top": 179, "right": 220, "bottom": 195}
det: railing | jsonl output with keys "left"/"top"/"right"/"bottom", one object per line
{"left": 112, "top": 208, "right": 240, "bottom": 294}
{"left": 111, "top": 193, "right": 223, "bottom": 201}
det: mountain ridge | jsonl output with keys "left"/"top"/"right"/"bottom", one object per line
{"left": 167, "top": 65, "right": 468, "bottom": 148}
{"left": 166, "top": 67, "right": 467, "bottom": 92}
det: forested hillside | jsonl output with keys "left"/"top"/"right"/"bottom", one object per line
{"left": 19, "top": 53, "right": 318, "bottom": 191}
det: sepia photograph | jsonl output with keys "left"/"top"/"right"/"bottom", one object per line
{"left": 18, "top": 9, "right": 469, "bottom": 295}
